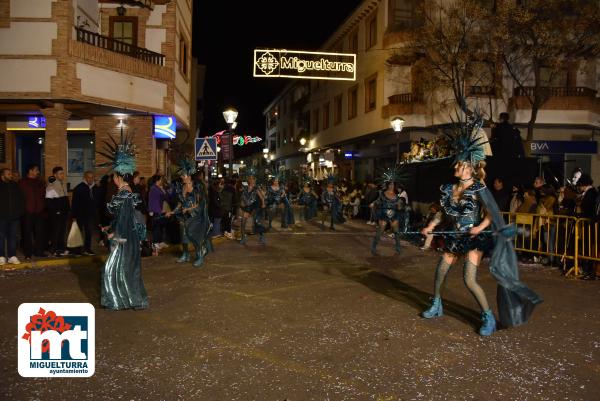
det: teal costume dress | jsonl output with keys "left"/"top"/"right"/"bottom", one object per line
{"left": 240, "top": 185, "right": 266, "bottom": 244}
{"left": 371, "top": 191, "right": 403, "bottom": 254}
{"left": 266, "top": 185, "right": 294, "bottom": 228}
{"left": 173, "top": 181, "right": 212, "bottom": 267}
{"left": 298, "top": 189, "right": 318, "bottom": 220}
{"left": 101, "top": 189, "right": 148, "bottom": 310}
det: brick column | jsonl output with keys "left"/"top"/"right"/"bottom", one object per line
{"left": 93, "top": 115, "right": 156, "bottom": 179}
{"left": 42, "top": 104, "right": 71, "bottom": 176}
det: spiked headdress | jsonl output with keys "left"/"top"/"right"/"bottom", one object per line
{"left": 176, "top": 156, "right": 197, "bottom": 177}
{"left": 445, "top": 110, "right": 488, "bottom": 165}
{"left": 325, "top": 174, "right": 338, "bottom": 185}
{"left": 377, "top": 165, "right": 410, "bottom": 188}
{"left": 97, "top": 133, "right": 136, "bottom": 176}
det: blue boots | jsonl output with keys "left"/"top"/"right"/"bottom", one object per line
{"left": 192, "top": 252, "right": 203, "bottom": 268}
{"left": 176, "top": 251, "right": 190, "bottom": 263}
{"left": 421, "top": 297, "right": 443, "bottom": 318}
{"left": 479, "top": 309, "right": 497, "bottom": 336}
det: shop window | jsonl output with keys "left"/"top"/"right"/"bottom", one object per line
{"left": 348, "top": 85, "right": 358, "bottom": 119}
{"left": 67, "top": 134, "right": 95, "bottom": 191}
{"left": 334, "top": 94, "right": 343, "bottom": 125}
{"left": 365, "top": 74, "right": 377, "bottom": 112}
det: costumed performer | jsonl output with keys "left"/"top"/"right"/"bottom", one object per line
{"left": 239, "top": 167, "right": 267, "bottom": 245}
{"left": 370, "top": 168, "right": 405, "bottom": 255}
{"left": 320, "top": 176, "right": 345, "bottom": 230}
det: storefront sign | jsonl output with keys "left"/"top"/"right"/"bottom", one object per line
{"left": 530, "top": 140, "right": 597, "bottom": 155}
{"left": 233, "top": 135, "right": 262, "bottom": 146}
{"left": 28, "top": 116, "right": 46, "bottom": 128}
{"left": 153, "top": 115, "right": 176, "bottom": 139}
{"left": 254, "top": 49, "right": 356, "bottom": 81}
{"left": 220, "top": 134, "right": 233, "bottom": 161}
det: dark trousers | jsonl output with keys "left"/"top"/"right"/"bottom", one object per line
{"left": 222, "top": 212, "right": 232, "bottom": 233}
{"left": 151, "top": 215, "right": 166, "bottom": 244}
{"left": 0, "top": 218, "right": 19, "bottom": 258}
{"left": 76, "top": 216, "right": 94, "bottom": 252}
{"left": 22, "top": 212, "right": 46, "bottom": 257}
{"left": 49, "top": 212, "right": 67, "bottom": 253}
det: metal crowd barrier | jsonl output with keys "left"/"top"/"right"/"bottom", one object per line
{"left": 501, "top": 212, "right": 600, "bottom": 277}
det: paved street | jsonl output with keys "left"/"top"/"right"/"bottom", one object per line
{"left": 1, "top": 221, "right": 599, "bottom": 401}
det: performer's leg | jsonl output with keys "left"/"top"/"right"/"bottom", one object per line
{"left": 267, "top": 205, "right": 273, "bottom": 229}
{"left": 240, "top": 213, "right": 248, "bottom": 245}
{"left": 371, "top": 223, "right": 383, "bottom": 255}
{"left": 177, "top": 243, "right": 190, "bottom": 263}
{"left": 464, "top": 252, "right": 496, "bottom": 336}
{"left": 391, "top": 221, "right": 401, "bottom": 254}
{"left": 422, "top": 254, "right": 454, "bottom": 318}
{"left": 320, "top": 208, "right": 327, "bottom": 230}
{"left": 329, "top": 208, "right": 335, "bottom": 230}
{"left": 254, "top": 214, "right": 266, "bottom": 245}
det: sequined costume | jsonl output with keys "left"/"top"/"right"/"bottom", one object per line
{"left": 298, "top": 189, "right": 318, "bottom": 221}
{"left": 373, "top": 191, "right": 402, "bottom": 222}
{"left": 101, "top": 190, "right": 148, "bottom": 310}
{"left": 172, "top": 181, "right": 212, "bottom": 267}
{"left": 240, "top": 185, "right": 266, "bottom": 244}
{"left": 439, "top": 182, "right": 493, "bottom": 254}
{"left": 320, "top": 189, "right": 345, "bottom": 229}
{"left": 266, "top": 185, "right": 294, "bottom": 228}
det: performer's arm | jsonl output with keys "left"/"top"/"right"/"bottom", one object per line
{"left": 469, "top": 211, "right": 492, "bottom": 236}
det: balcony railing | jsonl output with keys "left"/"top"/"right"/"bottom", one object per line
{"left": 513, "top": 86, "right": 597, "bottom": 98}
{"left": 75, "top": 27, "right": 165, "bottom": 66}
{"left": 468, "top": 86, "right": 497, "bottom": 96}
{"left": 388, "top": 93, "right": 422, "bottom": 104}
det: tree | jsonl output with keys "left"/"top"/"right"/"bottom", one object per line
{"left": 493, "top": 0, "right": 600, "bottom": 141}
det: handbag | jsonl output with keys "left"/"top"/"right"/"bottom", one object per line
{"left": 67, "top": 221, "right": 84, "bottom": 248}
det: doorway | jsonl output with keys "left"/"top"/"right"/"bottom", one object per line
{"left": 15, "top": 133, "right": 44, "bottom": 178}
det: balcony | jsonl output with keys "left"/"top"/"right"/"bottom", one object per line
{"left": 511, "top": 86, "right": 600, "bottom": 112}
{"left": 75, "top": 27, "right": 164, "bottom": 66}
{"left": 382, "top": 93, "right": 425, "bottom": 118}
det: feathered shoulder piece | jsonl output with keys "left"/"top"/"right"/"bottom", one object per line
{"left": 177, "top": 156, "right": 197, "bottom": 177}
{"left": 97, "top": 133, "right": 136, "bottom": 176}
{"left": 444, "top": 110, "right": 487, "bottom": 165}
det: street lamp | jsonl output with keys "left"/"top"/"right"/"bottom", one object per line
{"left": 223, "top": 107, "right": 238, "bottom": 177}
{"left": 299, "top": 137, "right": 307, "bottom": 146}
{"left": 390, "top": 116, "right": 405, "bottom": 165}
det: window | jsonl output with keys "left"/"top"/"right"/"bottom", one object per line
{"left": 179, "top": 34, "right": 189, "bottom": 78}
{"left": 366, "top": 11, "right": 377, "bottom": 50}
{"left": 365, "top": 74, "right": 377, "bottom": 112}
{"left": 312, "top": 109, "right": 320, "bottom": 133}
{"left": 323, "top": 102, "right": 330, "bottom": 130}
{"left": 109, "top": 16, "right": 137, "bottom": 46}
{"left": 348, "top": 30, "right": 359, "bottom": 54}
{"left": 388, "top": 0, "right": 420, "bottom": 30}
{"left": 334, "top": 94, "right": 343, "bottom": 125}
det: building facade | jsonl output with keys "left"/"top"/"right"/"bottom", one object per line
{"left": 0, "top": 0, "right": 193, "bottom": 188}
{"left": 263, "top": 0, "right": 600, "bottom": 184}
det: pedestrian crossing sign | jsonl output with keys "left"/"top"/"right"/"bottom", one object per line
{"left": 195, "top": 137, "right": 218, "bottom": 161}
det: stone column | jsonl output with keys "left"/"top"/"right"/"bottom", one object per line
{"left": 42, "top": 104, "right": 71, "bottom": 176}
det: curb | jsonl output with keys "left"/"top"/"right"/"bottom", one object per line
{"left": 0, "top": 237, "right": 228, "bottom": 272}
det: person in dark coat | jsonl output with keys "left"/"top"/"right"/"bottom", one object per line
{"left": 491, "top": 177, "right": 510, "bottom": 212}
{"left": 208, "top": 179, "right": 224, "bottom": 237}
{"left": 71, "top": 171, "right": 96, "bottom": 255}
{"left": 0, "top": 168, "right": 25, "bottom": 265}
{"left": 491, "top": 112, "right": 524, "bottom": 159}
{"left": 19, "top": 164, "right": 48, "bottom": 259}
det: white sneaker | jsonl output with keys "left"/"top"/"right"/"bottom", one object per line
{"left": 158, "top": 242, "right": 169, "bottom": 249}
{"left": 8, "top": 256, "right": 20, "bottom": 265}
{"left": 0, "top": 257, "right": 5, "bottom": 265}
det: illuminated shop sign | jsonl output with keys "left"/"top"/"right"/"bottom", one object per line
{"left": 233, "top": 135, "right": 262, "bottom": 146}
{"left": 253, "top": 49, "right": 356, "bottom": 81}
{"left": 28, "top": 116, "right": 46, "bottom": 128}
{"left": 153, "top": 115, "right": 176, "bottom": 139}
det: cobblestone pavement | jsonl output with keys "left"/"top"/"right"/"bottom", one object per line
{"left": 1, "top": 221, "right": 599, "bottom": 401}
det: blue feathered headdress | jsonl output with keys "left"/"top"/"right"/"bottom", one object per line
{"left": 176, "top": 156, "right": 197, "bottom": 177}
{"left": 326, "top": 174, "right": 338, "bottom": 185}
{"left": 445, "top": 110, "right": 487, "bottom": 165}
{"left": 378, "top": 166, "right": 409, "bottom": 186}
{"left": 97, "top": 132, "right": 136, "bottom": 176}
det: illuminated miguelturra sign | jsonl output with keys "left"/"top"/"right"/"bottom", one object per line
{"left": 253, "top": 49, "right": 356, "bottom": 81}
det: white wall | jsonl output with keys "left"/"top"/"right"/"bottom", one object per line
{"left": 74, "top": 0, "right": 99, "bottom": 32}
{"left": 145, "top": 28, "right": 166, "bottom": 54}
{"left": 10, "top": 0, "right": 53, "bottom": 18}
{"left": 146, "top": 4, "right": 167, "bottom": 26}
{"left": 0, "top": 22, "right": 57, "bottom": 55}
{"left": 76, "top": 63, "right": 167, "bottom": 110}
{"left": 0, "top": 59, "right": 56, "bottom": 92}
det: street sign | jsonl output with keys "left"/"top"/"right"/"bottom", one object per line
{"left": 195, "top": 137, "right": 218, "bottom": 161}
{"left": 220, "top": 133, "right": 233, "bottom": 161}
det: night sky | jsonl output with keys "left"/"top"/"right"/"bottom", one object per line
{"left": 194, "top": 0, "right": 364, "bottom": 154}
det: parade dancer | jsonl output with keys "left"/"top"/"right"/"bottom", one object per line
{"left": 370, "top": 168, "right": 405, "bottom": 255}
{"left": 266, "top": 174, "right": 294, "bottom": 229}
{"left": 166, "top": 158, "right": 212, "bottom": 267}
{"left": 240, "top": 167, "right": 267, "bottom": 245}
{"left": 98, "top": 135, "right": 148, "bottom": 310}
{"left": 420, "top": 112, "right": 542, "bottom": 336}
{"left": 297, "top": 178, "right": 318, "bottom": 223}
{"left": 320, "top": 176, "right": 345, "bottom": 230}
